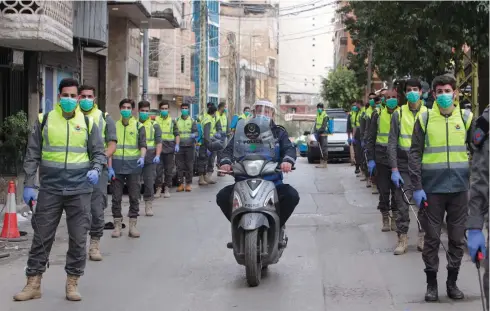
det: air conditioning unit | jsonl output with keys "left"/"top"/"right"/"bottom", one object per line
{"left": 180, "top": 20, "right": 188, "bottom": 30}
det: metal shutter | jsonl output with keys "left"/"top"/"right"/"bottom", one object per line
{"left": 82, "top": 52, "right": 99, "bottom": 89}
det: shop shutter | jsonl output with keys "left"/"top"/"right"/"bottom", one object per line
{"left": 82, "top": 52, "right": 99, "bottom": 89}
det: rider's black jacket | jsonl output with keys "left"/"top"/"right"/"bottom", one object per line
{"left": 219, "top": 120, "right": 297, "bottom": 167}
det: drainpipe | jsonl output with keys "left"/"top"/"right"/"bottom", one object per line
{"left": 142, "top": 29, "right": 149, "bottom": 101}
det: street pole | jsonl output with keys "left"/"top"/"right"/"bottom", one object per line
{"left": 227, "top": 32, "right": 237, "bottom": 124}
{"left": 199, "top": 0, "right": 208, "bottom": 115}
{"left": 235, "top": 2, "right": 242, "bottom": 114}
{"left": 142, "top": 29, "right": 149, "bottom": 101}
{"left": 366, "top": 44, "right": 373, "bottom": 102}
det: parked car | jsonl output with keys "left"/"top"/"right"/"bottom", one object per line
{"left": 306, "top": 118, "right": 350, "bottom": 163}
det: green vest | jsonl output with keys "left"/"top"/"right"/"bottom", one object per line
{"left": 202, "top": 113, "right": 217, "bottom": 136}
{"left": 419, "top": 102, "right": 473, "bottom": 193}
{"left": 141, "top": 119, "right": 155, "bottom": 150}
{"left": 350, "top": 110, "right": 360, "bottom": 128}
{"left": 176, "top": 116, "right": 193, "bottom": 145}
{"left": 376, "top": 107, "right": 397, "bottom": 146}
{"left": 156, "top": 116, "right": 174, "bottom": 141}
{"left": 397, "top": 103, "right": 427, "bottom": 151}
{"left": 218, "top": 112, "right": 227, "bottom": 131}
{"left": 364, "top": 106, "right": 374, "bottom": 120}
{"left": 315, "top": 111, "right": 328, "bottom": 130}
{"left": 113, "top": 117, "right": 141, "bottom": 160}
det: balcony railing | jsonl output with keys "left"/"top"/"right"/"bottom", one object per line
{"left": 0, "top": 1, "right": 73, "bottom": 51}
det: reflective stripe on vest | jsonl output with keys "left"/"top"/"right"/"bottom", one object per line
{"left": 376, "top": 107, "right": 397, "bottom": 146}
{"left": 86, "top": 108, "right": 107, "bottom": 148}
{"left": 176, "top": 117, "right": 193, "bottom": 139}
{"left": 113, "top": 117, "right": 141, "bottom": 161}
{"left": 315, "top": 111, "right": 327, "bottom": 130}
{"left": 419, "top": 105, "right": 472, "bottom": 171}
{"left": 202, "top": 113, "right": 217, "bottom": 136}
{"left": 156, "top": 116, "right": 174, "bottom": 141}
{"left": 218, "top": 112, "right": 227, "bottom": 130}
{"left": 398, "top": 103, "right": 427, "bottom": 151}
{"left": 39, "top": 106, "right": 92, "bottom": 169}
{"left": 141, "top": 119, "right": 155, "bottom": 150}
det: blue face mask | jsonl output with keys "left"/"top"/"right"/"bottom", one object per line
{"left": 59, "top": 97, "right": 78, "bottom": 113}
{"left": 244, "top": 111, "right": 251, "bottom": 117}
{"left": 160, "top": 110, "right": 169, "bottom": 117}
{"left": 317, "top": 108, "right": 323, "bottom": 113}
{"left": 79, "top": 98, "right": 94, "bottom": 111}
{"left": 224, "top": 109, "right": 228, "bottom": 114}
{"left": 139, "top": 111, "right": 149, "bottom": 121}
{"left": 406, "top": 91, "right": 420, "bottom": 103}
{"left": 386, "top": 98, "right": 398, "bottom": 109}
{"left": 120, "top": 109, "right": 132, "bottom": 119}
{"left": 181, "top": 109, "right": 189, "bottom": 116}
{"left": 369, "top": 99, "right": 375, "bottom": 107}
{"left": 436, "top": 93, "right": 454, "bottom": 109}
{"left": 352, "top": 106, "right": 359, "bottom": 112}
{"left": 256, "top": 115, "right": 271, "bottom": 122}
{"left": 422, "top": 92, "right": 428, "bottom": 99}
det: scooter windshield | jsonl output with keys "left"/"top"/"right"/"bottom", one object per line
{"left": 233, "top": 117, "right": 277, "bottom": 161}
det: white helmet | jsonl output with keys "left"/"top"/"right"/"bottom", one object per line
{"left": 251, "top": 99, "right": 276, "bottom": 119}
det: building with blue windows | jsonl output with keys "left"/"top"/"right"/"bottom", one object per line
{"left": 192, "top": 0, "right": 220, "bottom": 117}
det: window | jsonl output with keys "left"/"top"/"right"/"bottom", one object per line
{"left": 312, "top": 59, "right": 315, "bottom": 62}
{"left": 180, "top": 55, "right": 185, "bottom": 73}
{"left": 312, "top": 44, "right": 315, "bottom": 47}
{"left": 312, "top": 64, "right": 315, "bottom": 67}
{"left": 313, "top": 37, "right": 315, "bottom": 41}
{"left": 149, "top": 37, "right": 160, "bottom": 77}
{"left": 312, "top": 24, "right": 315, "bottom": 27}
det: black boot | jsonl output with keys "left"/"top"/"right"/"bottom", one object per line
{"left": 425, "top": 271, "right": 438, "bottom": 302}
{"left": 354, "top": 167, "right": 360, "bottom": 174}
{"left": 446, "top": 268, "right": 464, "bottom": 299}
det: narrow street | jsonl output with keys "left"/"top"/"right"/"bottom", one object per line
{"left": 0, "top": 159, "right": 482, "bottom": 311}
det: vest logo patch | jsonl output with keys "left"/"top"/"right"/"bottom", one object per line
{"left": 75, "top": 125, "right": 81, "bottom": 131}
{"left": 129, "top": 131, "right": 135, "bottom": 136}
{"left": 455, "top": 124, "right": 461, "bottom": 130}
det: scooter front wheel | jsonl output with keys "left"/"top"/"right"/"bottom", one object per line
{"left": 244, "top": 229, "right": 262, "bottom": 287}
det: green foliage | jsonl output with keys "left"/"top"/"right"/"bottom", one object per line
{"left": 0, "top": 111, "right": 30, "bottom": 175}
{"left": 321, "top": 66, "right": 362, "bottom": 110}
{"left": 339, "top": 1, "right": 489, "bottom": 84}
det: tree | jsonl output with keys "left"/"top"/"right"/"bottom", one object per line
{"left": 321, "top": 66, "right": 362, "bottom": 110}
{"left": 339, "top": 1, "right": 489, "bottom": 83}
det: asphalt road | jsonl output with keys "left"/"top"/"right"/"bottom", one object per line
{"left": 0, "top": 158, "right": 483, "bottom": 311}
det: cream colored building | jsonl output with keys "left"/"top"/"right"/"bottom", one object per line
{"left": 219, "top": 1, "right": 279, "bottom": 113}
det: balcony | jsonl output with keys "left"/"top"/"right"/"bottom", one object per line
{"left": 0, "top": 1, "right": 73, "bottom": 52}
{"left": 108, "top": 0, "right": 180, "bottom": 29}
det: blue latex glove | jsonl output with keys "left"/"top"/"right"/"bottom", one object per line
{"left": 190, "top": 133, "right": 196, "bottom": 139}
{"left": 347, "top": 138, "right": 352, "bottom": 145}
{"left": 87, "top": 169, "right": 99, "bottom": 185}
{"left": 214, "top": 132, "right": 221, "bottom": 139}
{"left": 23, "top": 187, "right": 37, "bottom": 205}
{"left": 467, "top": 229, "right": 487, "bottom": 263}
{"left": 391, "top": 170, "right": 404, "bottom": 188}
{"left": 413, "top": 189, "right": 427, "bottom": 207}
{"left": 367, "top": 160, "right": 376, "bottom": 176}
{"left": 352, "top": 138, "right": 357, "bottom": 145}
{"left": 361, "top": 140, "right": 365, "bottom": 148}
{"left": 108, "top": 167, "right": 115, "bottom": 180}
{"left": 175, "top": 144, "right": 180, "bottom": 153}
{"left": 153, "top": 156, "right": 160, "bottom": 164}
{"left": 207, "top": 150, "right": 212, "bottom": 157}
{"left": 137, "top": 157, "right": 145, "bottom": 168}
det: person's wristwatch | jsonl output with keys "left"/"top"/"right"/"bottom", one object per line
{"left": 93, "top": 167, "right": 101, "bottom": 176}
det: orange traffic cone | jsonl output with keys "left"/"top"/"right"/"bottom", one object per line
{"left": 0, "top": 181, "right": 27, "bottom": 241}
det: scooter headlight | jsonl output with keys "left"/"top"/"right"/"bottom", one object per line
{"left": 243, "top": 160, "right": 264, "bottom": 177}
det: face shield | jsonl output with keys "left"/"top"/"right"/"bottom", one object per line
{"left": 252, "top": 100, "right": 276, "bottom": 121}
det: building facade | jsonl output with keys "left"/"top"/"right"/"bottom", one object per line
{"left": 219, "top": 1, "right": 279, "bottom": 113}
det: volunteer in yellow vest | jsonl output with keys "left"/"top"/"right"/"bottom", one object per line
{"left": 387, "top": 78, "right": 427, "bottom": 256}
{"left": 17, "top": 78, "right": 106, "bottom": 301}
{"left": 230, "top": 106, "right": 251, "bottom": 132}
{"left": 409, "top": 74, "right": 474, "bottom": 302}
{"left": 198, "top": 103, "right": 222, "bottom": 185}
{"left": 110, "top": 98, "right": 147, "bottom": 239}
{"left": 78, "top": 85, "right": 117, "bottom": 262}
{"left": 138, "top": 100, "right": 162, "bottom": 216}
{"left": 360, "top": 93, "right": 377, "bottom": 184}
{"left": 314, "top": 103, "right": 329, "bottom": 168}
{"left": 154, "top": 100, "right": 180, "bottom": 198}
{"left": 366, "top": 89, "right": 399, "bottom": 232}
{"left": 216, "top": 102, "right": 228, "bottom": 176}
{"left": 175, "top": 103, "right": 198, "bottom": 192}
{"left": 349, "top": 101, "right": 362, "bottom": 174}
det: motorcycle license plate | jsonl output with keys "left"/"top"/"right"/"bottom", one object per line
{"left": 328, "top": 147, "right": 344, "bottom": 152}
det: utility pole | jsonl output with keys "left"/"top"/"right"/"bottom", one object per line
{"left": 227, "top": 32, "right": 237, "bottom": 124}
{"left": 142, "top": 29, "right": 149, "bottom": 101}
{"left": 366, "top": 44, "right": 373, "bottom": 102}
{"left": 235, "top": 2, "right": 242, "bottom": 114}
{"left": 199, "top": 0, "right": 208, "bottom": 115}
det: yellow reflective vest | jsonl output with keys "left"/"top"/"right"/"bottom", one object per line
{"left": 315, "top": 111, "right": 328, "bottom": 131}
{"left": 350, "top": 110, "right": 361, "bottom": 128}
{"left": 376, "top": 107, "right": 398, "bottom": 146}
{"left": 84, "top": 107, "right": 108, "bottom": 148}
{"left": 397, "top": 103, "right": 427, "bottom": 151}
{"left": 140, "top": 119, "right": 156, "bottom": 150}
{"left": 419, "top": 102, "right": 473, "bottom": 192}
{"left": 113, "top": 117, "right": 142, "bottom": 173}
{"left": 218, "top": 112, "right": 227, "bottom": 132}
{"left": 155, "top": 116, "right": 175, "bottom": 142}
{"left": 202, "top": 113, "right": 217, "bottom": 136}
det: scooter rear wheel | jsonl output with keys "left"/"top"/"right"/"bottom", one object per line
{"left": 244, "top": 229, "right": 262, "bottom": 287}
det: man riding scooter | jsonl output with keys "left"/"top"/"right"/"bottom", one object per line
{"left": 216, "top": 100, "right": 300, "bottom": 247}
